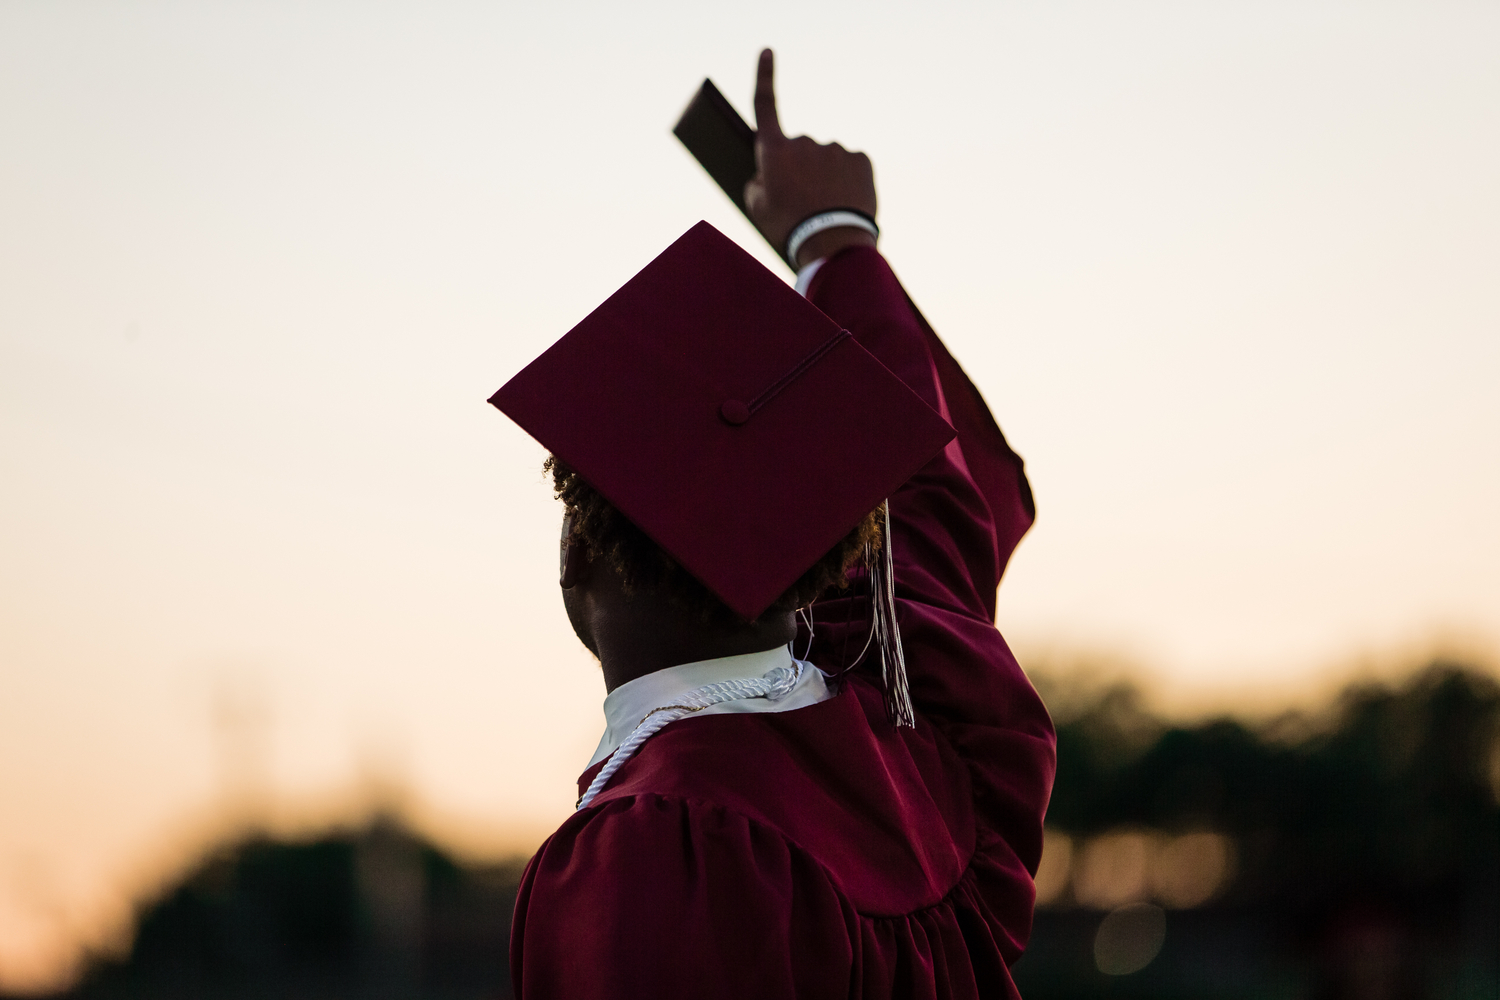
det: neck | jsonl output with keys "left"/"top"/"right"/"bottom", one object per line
{"left": 562, "top": 556, "right": 800, "bottom": 693}
{"left": 595, "top": 602, "right": 798, "bottom": 694}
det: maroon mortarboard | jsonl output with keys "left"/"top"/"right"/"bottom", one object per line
{"left": 489, "top": 221, "right": 954, "bottom": 622}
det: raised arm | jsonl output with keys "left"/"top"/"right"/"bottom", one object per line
{"left": 743, "top": 48, "right": 1035, "bottom": 625}
{"left": 745, "top": 50, "right": 1055, "bottom": 959}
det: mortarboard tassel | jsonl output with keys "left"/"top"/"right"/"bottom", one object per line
{"left": 869, "top": 502, "right": 916, "bottom": 728}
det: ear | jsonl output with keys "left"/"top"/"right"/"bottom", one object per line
{"left": 560, "top": 537, "right": 587, "bottom": 589}
{"left": 559, "top": 515, "right": 589, "bottom": 589}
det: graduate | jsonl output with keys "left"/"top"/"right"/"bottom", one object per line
{"left": 490, "top": 50, "right": 1056, "bottom": 1000}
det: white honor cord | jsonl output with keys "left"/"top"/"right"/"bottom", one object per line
{"left": 785, "top": 210, "right": 879, "bottom": 269}
{"left": 576, "top": 660, "right": 807, "bottom": 810}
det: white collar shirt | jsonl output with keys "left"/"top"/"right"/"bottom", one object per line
{"left": 588, "top": 645, "right": 833, "bottom": 768}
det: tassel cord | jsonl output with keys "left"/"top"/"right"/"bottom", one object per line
{"left": 827, "top": 502, "right": 916, "bottom": 728}
{"left": 871, "top": 502, "right": 915, "bottom": 727}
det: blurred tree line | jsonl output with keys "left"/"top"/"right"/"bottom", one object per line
{"left": 1014, "top": 662, "right": 1499, "bottom": 999}
{"left": 14, "top": 662, "right": 1496, "bottom": 1000}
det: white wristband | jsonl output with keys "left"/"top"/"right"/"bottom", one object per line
{"left": 785, "top": 210, "right": 879, "bottom": 268}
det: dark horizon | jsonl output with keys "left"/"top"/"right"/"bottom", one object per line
{"left": 23, "top": 659, "right": 1496, "bottom": 1000}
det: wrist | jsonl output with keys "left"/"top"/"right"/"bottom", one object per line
{"left": 794, "top": 227, "right": 877, "bottom": 268}
{"left": 785, "top": 209, "right": 879, "bottom": 268}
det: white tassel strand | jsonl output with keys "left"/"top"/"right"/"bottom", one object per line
{"left": 841, "top": 502, "right": 916, "bottom": 728}
{"left": 870, "top": 502, "right": 915, "bottom": 728}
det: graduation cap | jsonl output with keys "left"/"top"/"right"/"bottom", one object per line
{"left": 489, "top": 221, "right": 954, "bottom": 723}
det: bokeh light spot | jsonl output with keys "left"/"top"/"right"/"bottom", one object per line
{"left": 1152, "top": 831, "right": 1234, "bottom": 908}
{"left": 1094, "top": 902, "right": 1166, "bottom": 976}
{"left": 1073, "top": 830, "right": 1151, "bottom": 909}
{"left": 1033, "top": 828, "right": 1074, "bottom": 906}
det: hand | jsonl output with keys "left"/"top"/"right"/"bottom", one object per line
{"left": 743, "top": 49, "right": 878, "bottom": 268}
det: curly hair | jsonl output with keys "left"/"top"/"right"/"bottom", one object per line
{"left": 545, "top": 456, "right": 883, "bottom": 623}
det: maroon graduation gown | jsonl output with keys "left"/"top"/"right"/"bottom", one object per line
{"left": 509, "top": 247, "right": 1056, "bottom": 999}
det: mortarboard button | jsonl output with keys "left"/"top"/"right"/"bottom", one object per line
{"left": 720, "top": 400, "right": 750, "bottom": 425}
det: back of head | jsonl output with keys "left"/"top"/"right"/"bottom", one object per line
{"left": 547, "top": 456, "right": 883, "bottom": 625}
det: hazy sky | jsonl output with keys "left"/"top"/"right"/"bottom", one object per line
{"left": 2, "top": 0, "right": 1497, "bottom": 988}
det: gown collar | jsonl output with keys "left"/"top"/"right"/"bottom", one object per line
{"left": 588, "top": 645, "right": 832, "bottom": 768}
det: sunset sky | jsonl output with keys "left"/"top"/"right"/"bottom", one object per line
{"left": 2, "top": 0, "right": 1497, "bottom": 990}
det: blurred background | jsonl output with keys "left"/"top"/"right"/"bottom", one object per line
{"left": 1, "top": 1, "right": 1495, "bottom": 997}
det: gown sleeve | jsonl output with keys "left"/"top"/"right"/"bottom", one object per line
{"left": 510, "top": 794, "right": 858, "bottom": 999}
{"left": 804, "top": 247, "right": 1057, "bottom": 960}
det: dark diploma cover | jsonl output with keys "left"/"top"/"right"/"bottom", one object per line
{"left": 673, "top": 79, "right": 793, "bottom": 265}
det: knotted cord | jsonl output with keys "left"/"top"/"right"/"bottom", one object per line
{"left": 576, "top": 659, "right": 806, "bottom": 810}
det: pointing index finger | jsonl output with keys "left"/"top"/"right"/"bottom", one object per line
{"left": 753, "top": 48, "right": 783, "bottom": 141}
